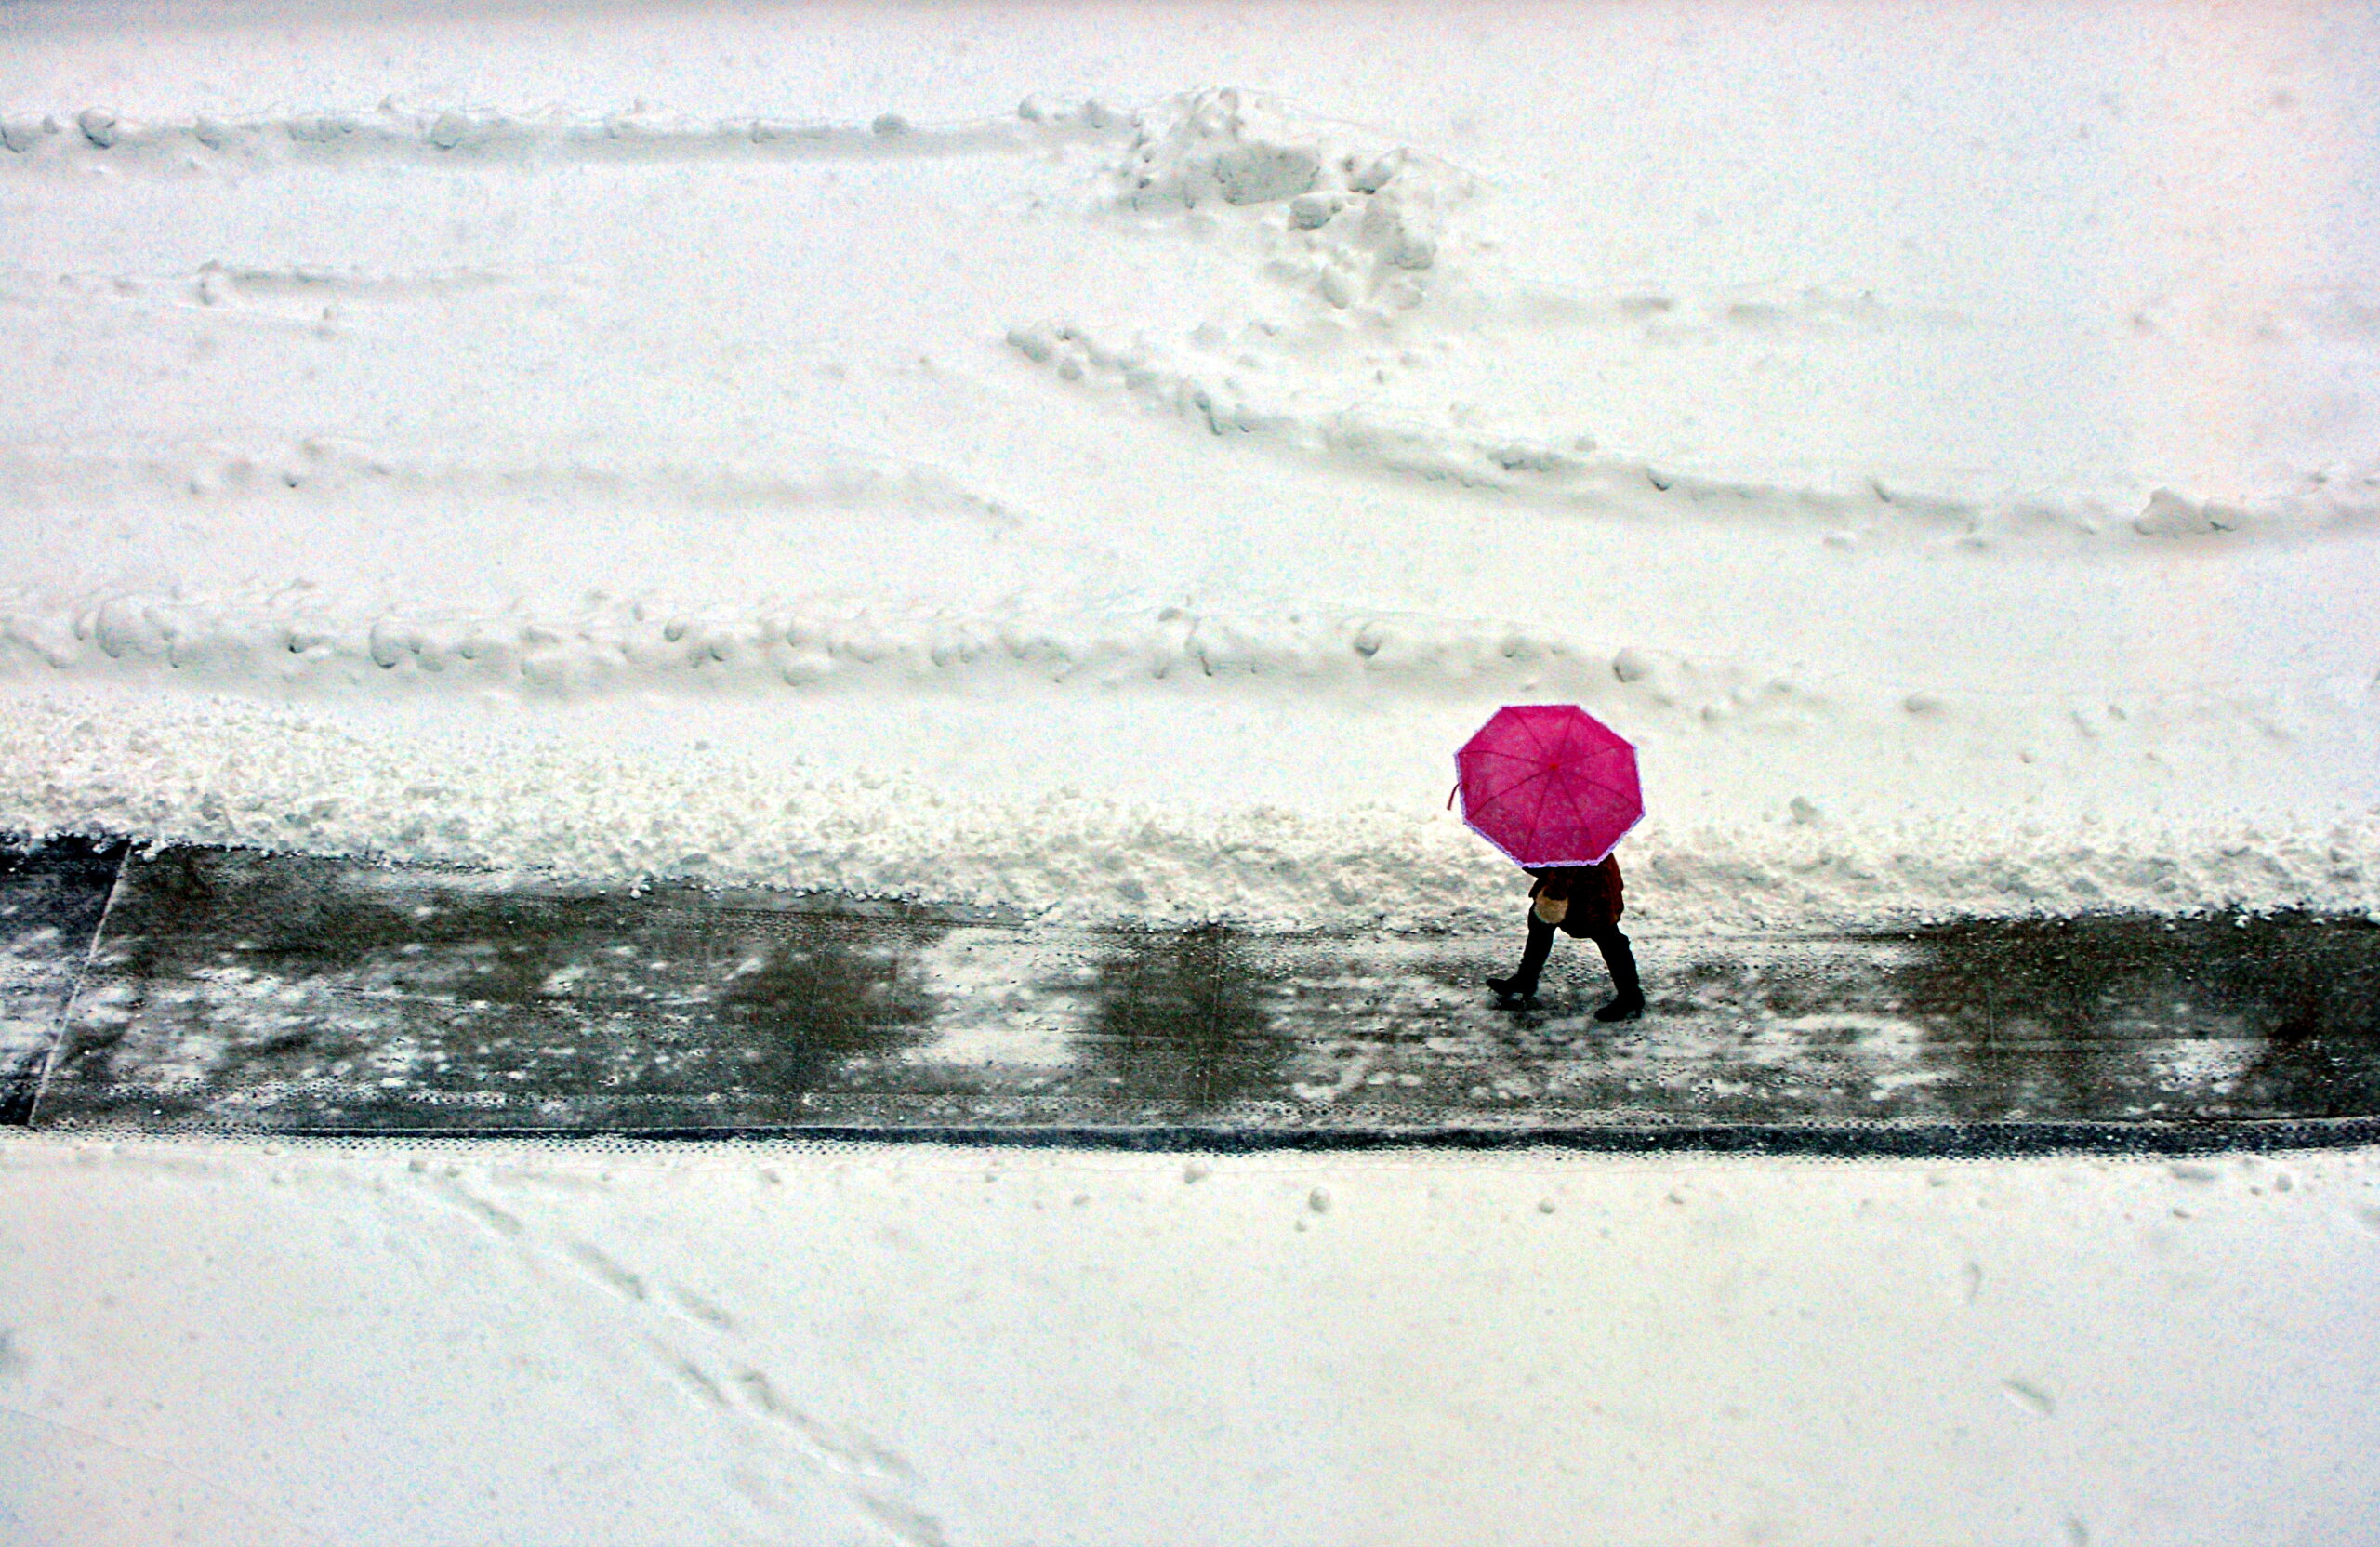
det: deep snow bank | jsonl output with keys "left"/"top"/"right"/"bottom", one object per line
{"left": 5, "top": 690, "right": 2374, "bottom": 933}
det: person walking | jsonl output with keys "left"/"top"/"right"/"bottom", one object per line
{"left": 1451, "top": 702, "right": 1646, "bottom": 1020}
{"left": 1486, "top": 853, "right": 1645, "bottom": 1020}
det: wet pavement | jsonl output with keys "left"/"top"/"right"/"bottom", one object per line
{"left": 0, "top": 835, "right": 125, "bottom": 1124}
{"left": 4, "top": 835, "right": 2377, "bottom": 1152}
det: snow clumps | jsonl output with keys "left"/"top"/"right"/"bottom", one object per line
{"left": 1104, "top": 87, "right": 1474, "bottom": 318}
{"left": 1002, "top": 90, "right": 1604, "bottom": 491}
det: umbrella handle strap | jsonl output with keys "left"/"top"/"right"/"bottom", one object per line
{"left": 1447, "top": 781, "right": 1459, "bottom": 811}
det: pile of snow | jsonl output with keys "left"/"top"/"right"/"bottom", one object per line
{"left": 1007, "top": 90, "right": 1612, "bottom": 498}
{"left": 1103, "top": 87, "right": 1471, "bottom": 315}
{"left": 5, "top": 690, "right": 2373, "bottom": 933}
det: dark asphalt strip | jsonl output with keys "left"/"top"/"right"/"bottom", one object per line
{"left": 59, "top": 1117, "right": 2380, "bottom": 1158}
{"left": 0, "top": 834, "right": 127, "bottom": 1125}
{"left": 10, "top": 839, "right": 2377, "bottom": 1152}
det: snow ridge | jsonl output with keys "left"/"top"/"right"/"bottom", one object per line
{"left": 5, "top": 692, "right": 2374, "bottom": 934}
{"left": 1003, "top": 322, "right": 2380, "bottom": 543}
{"left": 997, "top": 91, "right": 2380, "bottom": 546}
{"left": 0, "top": 583, "right": 1797, "bottom": 711}
{"left": 0, "top": 97, "right": 1126, "bottom": 169}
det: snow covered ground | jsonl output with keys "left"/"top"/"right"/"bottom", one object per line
{"left": 3, "top": 1, "right": 2377, "bottom": 931}
{"left": 5, "top": 9, "right": 2380, "bottom": 1540}
{"left": 3, "top": 1134, "right": 2378, "bottom": 1547}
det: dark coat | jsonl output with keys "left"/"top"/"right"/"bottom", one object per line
{"left": 1527, "top": 856, "right": 1624, "bottom": 937}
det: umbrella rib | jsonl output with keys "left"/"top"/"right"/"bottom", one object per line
{"left": 1569, "top": 751, "right": 1637, "bottom": 800}
{"left": 1472, "top": 763, "right": 1553, "bottom": 810}
{"left": 1548, "top": 780, "right": 1600, "bottom": 861}
{"left": 1567, "top": 781, "right": 1612, "bottom": 847}
{"left": 1548, "top": 713, "right": 1585, "bottom": 765}
{"left": 1505, "top": 711, "right": 1555, "bottom": 762}
{"left": 1577, "top": 749, "right": 1630, "bottom": 783}
{"left": 1459, "top": 748, "right": 1548, "bottom": 807}
{"left": 1462, "top": 747, "right": 1543, "bottom": 773}
{"left": 1518, "top": 763, "right": 1559, "bottom": 861}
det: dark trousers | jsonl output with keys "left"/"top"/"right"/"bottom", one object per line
{"left": 1516, "top": 910, "right": 1640, "bottom": 998}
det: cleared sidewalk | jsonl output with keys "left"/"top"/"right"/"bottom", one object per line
{"left": 5, "top": 836, "right": 2376, "bottom": 1152}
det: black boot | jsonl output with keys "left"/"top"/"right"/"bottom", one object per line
{"left": 1489, "top": 911, "right": 1556, "bottom": 1002}
{"left": 1592, "top": 929, "right": 1645, "bottom": 1022}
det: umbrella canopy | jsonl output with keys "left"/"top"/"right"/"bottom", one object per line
{"left": 1453, "top": 704, "right": 1643, "bottom": 866}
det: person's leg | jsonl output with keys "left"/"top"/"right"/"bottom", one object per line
{"left": 1487, "top": 908, "right": 1556, "bottom": 998}
{"left": 1588, "top": 925, "right": 1645, "bottom": 1021}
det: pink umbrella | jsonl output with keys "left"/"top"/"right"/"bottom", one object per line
{"left": 1451, "top": 704, "right": 1643, "bottom": 866}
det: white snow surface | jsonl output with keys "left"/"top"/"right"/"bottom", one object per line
{"left": 7, "top": 16, "right": 2380, "bottom": 1543}
{"left": 4, "top": 2, "right": 2380, "bottom": 927}
{"left": 3, "top": 1133, "right": 2377, "bottom": 1546}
